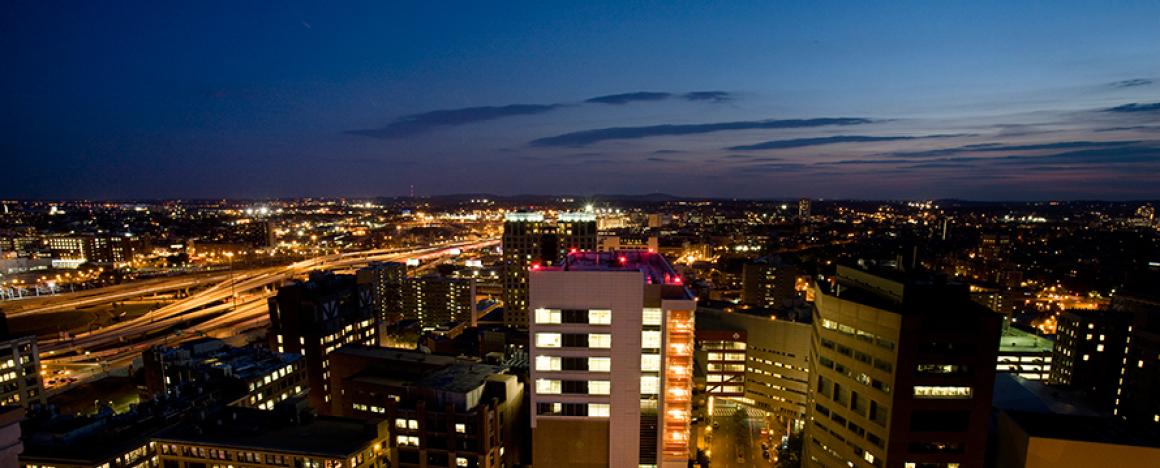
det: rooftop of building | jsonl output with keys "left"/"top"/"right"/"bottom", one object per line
{"left": 153, "top": 407, "right": 383, "bottom": 457}
{"left": 280, "top": 271, "right": 359, "bottom": 298}
{"left": 503, "top": 210, "right": 596, "bottom": 223}
{"left": 999, "top": 326, "right": 1054, "bottom": 353}
{"left": 417, "top": 362, "right": 503, "bottom": 394}
{"left": 21, "top": 385, "right": 224, "bottom": 465}
{"left": 332, "top": 345, "right": 461, "bottom": 368}
{"left": 157, "top": 341, "right": 301, "bottom": 381}
{"left": 537, "top": 250, "right": 693, "bottom": 299}
{"left": 992, "top": 373, "right": 1102, "bottom": 417}
{"left": 1003, "top": 409, "right": 1160, "bottom": 448}
{"left": 816, "top": 263, "right": 992, "bottom": 317}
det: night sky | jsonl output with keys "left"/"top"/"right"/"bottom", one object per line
{"left": 4, "top": 1, "right": 1160, "bottom": 200}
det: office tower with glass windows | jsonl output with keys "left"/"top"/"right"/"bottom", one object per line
{"left": 528, "top": 250, "right": 694, "bottom": 468}
{"left": 805, "top": 265, "right": 1001, "bottom": 468}
{"left": 502, "top": 211, "right": 598, "bottom": 328}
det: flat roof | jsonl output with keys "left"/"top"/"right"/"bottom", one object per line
{"left": 418, "top": 363, "right": 502, "bottom": 393}
{"left": 1004, "top": 409, "right": 1160, "bottom": 448}
{"left": 999, "top": 326, "right": 1054, "bottom": 352}
{"left": 154, "top": 408, "right": 381, "bottom": 457}
{"left": 539, "top": 250, "right": 693, "bottom": 300}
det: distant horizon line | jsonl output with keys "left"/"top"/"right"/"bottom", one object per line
{"left": 1, "top": 193, "right": 1157, "bottom": 204}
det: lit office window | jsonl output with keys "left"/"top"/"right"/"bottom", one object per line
{"left": 588, "top": 357, "right": 611, "bottom": 372}
{"left": 641, "top": 376, "right": 660, "bottom": 395}
{"left": 589, "top": 309, "right": 612, "bottom": 325}
{"left": 456, "top": 457, "right": 469, "bottom": 467}
{"left": 641, "top": 354, "right": 661, "bottom": 371}
{"left": 589, "top": 380, "right": 611, "bottom": 395}
{"left": 589, "top": 334, "right": 612, "bottom": 348}
{"left": 913, "top": 386, "right": 972, "bottom": 399}
{"left": 536, "top": 355, "right": 561, "bottom": 371}
{"left": 642, "top": 308, "right": 663, "bottom": 326}
{"left": 588, "top": 403, "right": 611, "bottom": 417}
{"left": 455, "top": 423, "right": 467, "bottom": 433}
{"left": 535, "top": 308, "right": 561, "bottom": 324}
{"left": 535, "top": 333, "right": 561, "bottom": 348}
{"left": 642, "top": 331, "right": 662, "bottom": 349}
{"left": 536, "top": 379, "right": 562, "bottom": 394}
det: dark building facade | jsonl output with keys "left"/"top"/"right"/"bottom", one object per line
{"left": 1049, "top": 309, "right": 1131, "bottom": 410}
{"left": 805, "top": 265, "right": 1002, "bottom": 468}
{"left": 402, "top": 275, "right": 477, "bottom": 328}
{"left": 358, "top": 262, "right": 408, "bottom": 325}
{"left": 267, "top": 272, "right": 379, "bottom": 412}
{"left": 741, "top": 257, "right": 800, "bottom": 309}
{"left": 500, "top": 211, "right": 597, "bottom": 328}
{"left": 328, "top": 346, "right": 525, "bottom": 468}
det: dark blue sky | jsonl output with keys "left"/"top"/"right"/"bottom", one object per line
{"left": 4, "top": 1, "right": 1160, "bottom": 200}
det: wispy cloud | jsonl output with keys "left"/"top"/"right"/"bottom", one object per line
{"left": 683, "top": 91, "right": 732, "bottom": 102}
{"left": 1110, "top": 78, "right": 1153, "bottom": 88}
{"left": 347, "top": 104, "right": 562, "bottom": 139}
{"left": 727, "top": 134, "right": 957, "bottom": 151}
{"left": 883, "top": 140, "right": 1142, "bottom": 158}
{"left": 585, "top": 92, "right": 671, "bottom": 105}
{"left": 1105, "top": 102, "right": 1160, "bottom": 113}
{"left": 585, "top": 90, "right": 734, "bottom": 105}
{"left": 530, "top": 117, "right": 873, "bottom": 147}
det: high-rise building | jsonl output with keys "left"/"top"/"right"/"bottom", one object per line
{"left": 696, "top": 307, "right": 812, "bottom": 425}
{"left": 501, "top": 211, "right": 597, "bottom": 328}
{"left": 0, "top": 313, "right": 44, "bottom": 408}
{"left": 401, "top": 274, "right": 476, "bottom": 328}
{"left": 267, "top": 272, "right": 379, "bottom": 412}
{"left": 978, "top": 233, "right": 1012, "bottom": 261}
{"left": 357, "top": 262, "right": 408, "bottom": 325}
{"left": 798, "top": 198, "right": 812, "bottom": 219}
{"left": 556, "top": 212, "right": 598, "bottom": 258}
{"left": 742, "top": 257, "right": 801, "bottom": 309}
{"left": 1111, "top": 290, "right": 1160, "bottom": 428}
{"left": 805, "top": 265, "right": 1002, "bottom": 468}
{"left": 528, "top": 250, "right": 694, "bottom": 468}
{"left": 501, "top": 212, "right": 547, "bottom": 327}
{"left": 1049, "top": 309, "right": 1130, "bottom": 409}
{"left": 328, "top": 346, "right": 526, "bottom": 468}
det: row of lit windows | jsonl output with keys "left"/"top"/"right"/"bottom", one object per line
{"left": 818, "top": 318, "right": 896, "bottom": 351}
{"left": 534, "top": 333, "right": 611, "bottom": 348}
{"left": 534, "top": 379, "right": 611, "bottom": 395}
{"left": 535, "top": 355, "right": 612, "bottom": 372}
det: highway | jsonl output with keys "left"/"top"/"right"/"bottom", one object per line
{"left": 1, "top": 271, "right": 238, "bottom": 317}
{"left": 11, "top": 239, "right": 499, "bottom": 392}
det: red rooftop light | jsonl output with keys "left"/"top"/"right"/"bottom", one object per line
{"left": 618, "top": 256, "right": 628, "bottom": 263}
{"left": 531, "top": 263, "right": 541, "bottom": 270}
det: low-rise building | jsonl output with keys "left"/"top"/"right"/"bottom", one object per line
{"left": 143, "top": 339, "right": 307, "bottom": 410}
{"left": 327, "top": 346, "right": 525, "bottom": 468}
{"left": 154, "top": 406, "right": 391, "bottom": 468}
{"left": 997, "top": 326, "right": 1053, "bottom": 381}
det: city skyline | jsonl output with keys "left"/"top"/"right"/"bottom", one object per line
{"left": 4, "top": 1, "right": 1160, "bottom": 200}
